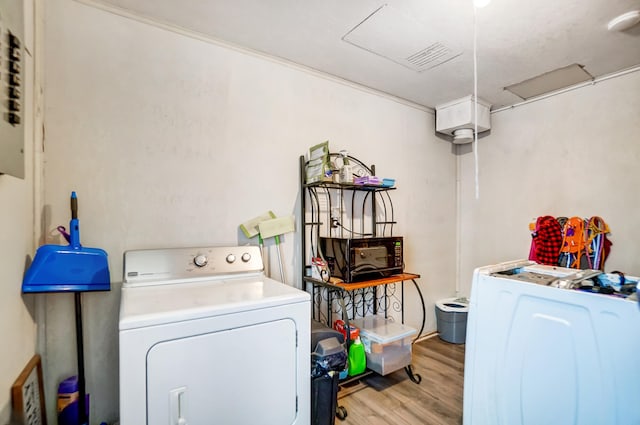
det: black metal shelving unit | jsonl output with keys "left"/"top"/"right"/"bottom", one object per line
{"left": 299, "top": 153, "right": 425, "bottom": 385}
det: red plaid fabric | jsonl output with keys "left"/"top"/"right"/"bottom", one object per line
{"left": 529, "top": 216, "right": 563, "bottom": 265}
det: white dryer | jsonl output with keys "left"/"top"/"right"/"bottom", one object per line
{"left": 119, "top": 246, "right": 310, "bottom": 425}
{"left": 463, "top": 260, "right": 640, "bottom": 425}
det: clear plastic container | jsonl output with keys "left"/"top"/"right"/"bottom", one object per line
{"left": 350, "top": 315, "right": 417, "bottom": 376}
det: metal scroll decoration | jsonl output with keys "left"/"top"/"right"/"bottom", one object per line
{"left": 312, "top": 283, "right": 403, "bottom": 325}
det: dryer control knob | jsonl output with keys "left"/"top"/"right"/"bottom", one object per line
{"left": 193, "top": 254, "right": 208, "bottom": 267}
{"left": 226, "top": 254, "right": 236, "bottom": 264}
{"left": 241, "top": 252, "right": 251, "bottom": 262}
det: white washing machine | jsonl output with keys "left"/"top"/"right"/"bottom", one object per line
{"left": 119, "top": 246, "right": 310, "bottom": 425}
{"left": 463, "top": 260, "right": 640, "bottom": 425}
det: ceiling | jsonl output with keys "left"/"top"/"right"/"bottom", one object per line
{"left": 94, "top": 0, "right": 640, "bottom": 109}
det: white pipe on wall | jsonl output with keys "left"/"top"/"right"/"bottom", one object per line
{"left": 455, "top": 149, "right": 462, "bottom": 296}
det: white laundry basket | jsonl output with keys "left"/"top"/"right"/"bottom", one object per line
{"left": 435, "top": 298, "right": 469, "bottom": 344}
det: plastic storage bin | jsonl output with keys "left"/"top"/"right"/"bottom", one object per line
{"left": 350, "top": 315, "right": 417, "bottom": 376}
{"left": 435, "top": 297, "right": 469, "bottom": 344}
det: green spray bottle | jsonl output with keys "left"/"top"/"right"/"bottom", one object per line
{"left": 347, "top": 336, "right": 366, "bottom": 376}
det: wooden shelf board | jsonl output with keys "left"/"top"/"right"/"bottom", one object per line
{"left": 305, "top": 273, "right": 420, "bottom": 291}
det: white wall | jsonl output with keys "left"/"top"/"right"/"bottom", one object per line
{"left": 42, "top": 0, "right": 457, "bottom": 422}
{"left": 459, "top": 70, "right": 640, "bottom": 296}
{"left": 0, "top": 0, "right": 38, "bottom": 423}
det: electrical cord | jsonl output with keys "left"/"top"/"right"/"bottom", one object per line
{"left": 333, "top": 221, "right": 372, "bottom": 236}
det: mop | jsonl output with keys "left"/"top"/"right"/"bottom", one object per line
{"left": 239, "top": 211, "right": 276, "bottom": 274}
{"left": 259, "top": 215, "right": 295, "bottom": 284}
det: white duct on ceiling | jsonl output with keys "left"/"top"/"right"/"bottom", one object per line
{"left": 435, "top": 95, "right": 491, "bottom": 144}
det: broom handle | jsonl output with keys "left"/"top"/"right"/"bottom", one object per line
{"left": 75, "top": 292, "right": 87, "bottom": 425}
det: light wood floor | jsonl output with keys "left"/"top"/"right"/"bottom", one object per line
{"left": 337, "top": 336, "right": 465, "bottom": 425}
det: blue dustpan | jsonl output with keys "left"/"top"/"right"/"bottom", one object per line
{"left": 22, "top": 192, "right": 110, "bottom": 293}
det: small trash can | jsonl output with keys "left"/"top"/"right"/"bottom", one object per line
{"left": 311, "top": 320, "right": 347, "bottom": 425}
{"left": 435, "top": 298, "right": 469, "bottom": 344}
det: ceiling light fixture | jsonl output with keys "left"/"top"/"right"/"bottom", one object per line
{"left": 607, "top": 10, "right": 640, "bottom": 32}
{"left": 473, "top": 0, "right": 491, "bottom": 9}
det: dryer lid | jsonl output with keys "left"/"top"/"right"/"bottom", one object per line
{"left": 119, "top": 275, "right": 309, "bottom": 330}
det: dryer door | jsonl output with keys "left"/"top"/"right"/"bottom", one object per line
{"left": 147, "top": 318, "right": 298, "bottom": 425}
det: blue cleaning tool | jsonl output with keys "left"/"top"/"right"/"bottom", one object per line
{"left": 22, "top": 191, "right": 110, "bottom": 293}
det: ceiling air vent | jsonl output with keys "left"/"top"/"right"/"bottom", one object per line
{"left": 405, "top": 42, "right": 457, "bottom": 71}
{"left": 343, "top": 4, "right": 461, "bottom": 72}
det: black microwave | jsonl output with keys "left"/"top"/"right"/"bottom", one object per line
{"left": 319, "top": 236, "right": 403, "bottom": 282}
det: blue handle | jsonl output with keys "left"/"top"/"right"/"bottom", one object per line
{"left": 69, "top": 191, "right": 82, "bottom": 248}
{"left": 69, "top": 218, "right": 81, "bottom": 248}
